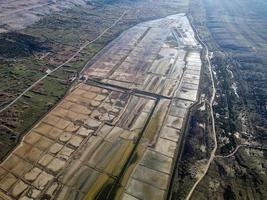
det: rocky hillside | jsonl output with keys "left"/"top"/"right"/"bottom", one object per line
{"left": 0, "top": 0, "right": 88, "bottom": 33}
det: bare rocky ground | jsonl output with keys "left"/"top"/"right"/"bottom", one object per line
{"left": 0, "top": 0, "right": 87, "bottom": 33}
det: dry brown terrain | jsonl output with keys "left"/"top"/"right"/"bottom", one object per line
{"left": 0, "top": 0, "right": 87, "bottom": 33}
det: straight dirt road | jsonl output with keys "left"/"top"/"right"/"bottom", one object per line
{"left": 0, "top": 11, "right": 127, "bottom": 114}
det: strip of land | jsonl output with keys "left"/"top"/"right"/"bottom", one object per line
{"left": 0, "top": 13, "right": 202, "bottom": 200}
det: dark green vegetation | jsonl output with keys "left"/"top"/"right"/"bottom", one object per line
{"left": 190, "top": 0, "right": 267, "bottom": 150}
{"left": 171, "top": 109, "right": 211, "bottom": 199}
{"left": 172, "top": 0, "right": 267, "bottom": 199}
{"left": 195, "top": 148, "right": 267, "bottom": 200}
{"left": 0, "top": 0, "right": 189, "bottom": 160}
{"left": 0, "top": 32, "right": 49, "bottom": 58}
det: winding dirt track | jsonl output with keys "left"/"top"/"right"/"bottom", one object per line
{"left": 215, "top": 144, "right": 267, "bottom": 159}
{"left": 0, "top": 11, "right": 127, "bottom": 114}
{"left": 185, "top": 17, "right": 217, "bottom": 200}
{"left": 216, "top": 144, "right": 246, "bottom": 158}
